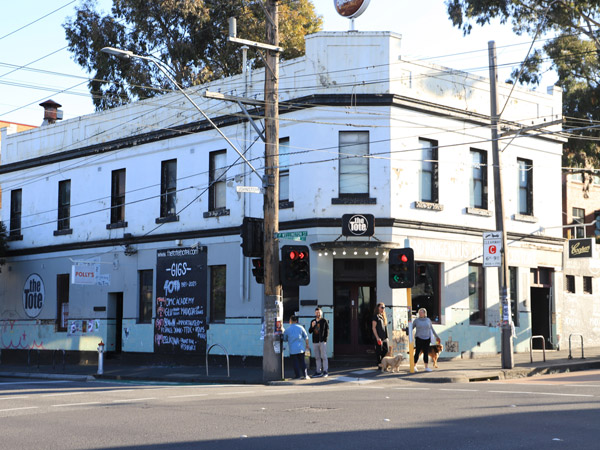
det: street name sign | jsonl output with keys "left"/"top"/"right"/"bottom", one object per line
{"left": 236, "top": 186, "right": 263, "bottom": 194}
{"left": 274, "top": 231, "right": 307, "bottom": 241}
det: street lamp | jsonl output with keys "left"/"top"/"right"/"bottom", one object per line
{"left": 100, "top": 47, "right": 261, "bottom": 181}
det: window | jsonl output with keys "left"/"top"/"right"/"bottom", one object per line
{"left": 468, "top": 264, "right": 484, "bottom": 325}
{"left": 279, "top": 138, "right": 290, "bottom": 202}
{"left": 56, "top": 274, "right": 69, "bottom": 331}
{"left": 572, "top": 207, "right": 585, "bottom": 239}
{"left": 565, "top": 275, "right": 575, "bottom": 293}
{"left": 517, "top": 158, "right": 533, "bottom": 215}
{"left": 210, "top": 265, "right": 226, "bottom": 323}
{"left": 411, "top": 262, "right": 441, "bottom": 323}
{"left": 138, "top": 270, "right": 153, "bottom": 323}
{"left": 339, "top": 131, "right": 369, "bottom": 195}
{"left": 111, "top": 169, "right": 126, "bottom": 224}
{"left": 583, "top": 276, "right": 592, "bottom": 294}
{"left": 419, "top": 138, "right": 438, "bottom": 203}
{"left": 509, "top": 266, "right": 519, "bottom": 327}
{"left": 9, "top": 189, "right": 22, "bottom": 237}
{"left": 209, "top": 151, "right": 227, "bottom": 211}
{"left": 470, "top": 149, "right": 487, "bottom": 209}
{"left": 160, "top": 159, "right": 177, "bottom": 218}
{"left": 57, "top": 180, "right": 71, "bottom": 231}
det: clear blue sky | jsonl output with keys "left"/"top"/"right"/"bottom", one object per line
{"left": 0, "top": 0, "right": 554, "bottom": 126}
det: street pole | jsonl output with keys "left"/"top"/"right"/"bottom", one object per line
{"left": 262, "top": 0, "right": 282, "bottom": 382}
{"left": 407, "top": 288, "right": 415, "bottom": 373}
{"left": 488, "top": 41, "right": 514, "bottom": 369}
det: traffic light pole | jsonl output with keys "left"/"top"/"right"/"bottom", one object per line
{"left": 407, "top": 288, "right": 415, "bottom": 373}
{"left": 262, "top": 0, "right": 282, "bottom": 382}
{"left": 488, "top": 41, "right": 514, "bottom": 369}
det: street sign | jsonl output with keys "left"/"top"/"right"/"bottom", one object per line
{"left": 483, "top": 231, "right": 502, "bottom": 267}
{"left": 274, "top": 231, "right": 307, "bottom": 241}
{"left": 236, "top": 186, "right": 264, "bottom": 194}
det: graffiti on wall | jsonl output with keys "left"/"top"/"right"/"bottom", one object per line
{"left": 0, "top": 320, "right": 45, "bottom": 349}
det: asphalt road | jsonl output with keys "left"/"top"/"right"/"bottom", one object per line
{"left": 0, "top": 372, "right": 598, "bottom": 449}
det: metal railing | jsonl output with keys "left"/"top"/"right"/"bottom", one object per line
{"left": 529, "top": 335, "right": 546, "bottom": 363}
{"left": 206, "top": 343, "right": 230, "bottom": 378}
{"left": 27, "top": 348, "right": 40, "bottom": 368}
{"left": 52, "top": 349, "right": 66, "bottom": 371}
{"left": 568, "top": 334, "right": 585, "bottom": 360}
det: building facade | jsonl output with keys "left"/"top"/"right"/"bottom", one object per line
{"left": 0, "top": 32, "right": 567, "bottom": 360}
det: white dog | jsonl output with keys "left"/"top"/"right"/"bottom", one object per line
{"left": 380, "top": 354, "right": 405, "bottom": 372}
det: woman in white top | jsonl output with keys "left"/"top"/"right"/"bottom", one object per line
{"left": 412, "top": 308, "right": 440, "bottom": 372}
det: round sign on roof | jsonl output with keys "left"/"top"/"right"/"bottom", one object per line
{"left": 334, "top": 0, "right": 371, "bottom": 19}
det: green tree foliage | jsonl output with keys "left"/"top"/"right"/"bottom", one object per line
{"left": 446, "top": 0, "right": 600, "bottom": 167}
{"left": 64, "top": 0, "right": 322, "bottom": 110}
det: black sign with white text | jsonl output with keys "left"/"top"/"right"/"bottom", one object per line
{"left": 568, "top": 238, "right": 593, "bottom": 258}
{"left": 342, "top": 214, "right": 375, "bottom": 237}
{"left": 154, "top": 247, "right": 207, "bottom": 354}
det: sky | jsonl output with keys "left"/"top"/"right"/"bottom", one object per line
{"left": 0, "top": 0, "right": 555, "bottom": 126}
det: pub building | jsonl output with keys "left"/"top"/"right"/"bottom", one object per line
{"left": 2, "top": 30, "right": 579, "bottom": 365}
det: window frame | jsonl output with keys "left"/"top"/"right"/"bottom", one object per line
{"left": 470, "top": 149, "right": 487, "bottom": 209}
{"left": 338, "top": 130, "right": 370, "bottom": 197}
{"left": 583, "top": 276, "right": 592, "bottom": 294}
{"left": 57, "top": 180, "right": 71, "bottom": 231}
{"left": 111, "top": 169, "right": 126, "bottom": 225}
{"left": 411, "top": 262, "right": 441, "bottom": 323}
{"left": 160, "top": 159, "right": 177, "bottom": 218}
{"left": 279, "top": 137, "right": 290, "bottom": 202}
{"left": 9, "top": 189, "right": 22, "bottom": 237}
{"left": 209, "top": 265, "right": 227, "bottom": 323}
{"left": 468, "top": 264, "right": 485, "bottom": 325}
{"left": 209, "top": 150, "right": 227, "bottom": 212}
{"left": 138, "top": 270, "right": 153, "bottom": 324}
{"left": 572, "top": 207, "right": 585, "bottom": 239}
{"left": 565, "top": 275, "right": 575, "bottom": 294}
{"left": 419, "top": 138, "right": 439, "bottom": 203}
{"left": 517, "top": 158, "right": 533, "bottom": 216}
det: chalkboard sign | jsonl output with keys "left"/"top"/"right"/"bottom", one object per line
{"left": 154, "top": 247, "right": 207, "bottom": 354}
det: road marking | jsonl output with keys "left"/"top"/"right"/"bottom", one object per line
{"left": 0, "top": 380, "right": 71, "bottom": 386}
{"left": 440, "top": 388, "right": 479, "bottom": 392}
{"left": 216, "top": 391, "right": 255, "bottom": 396}
{"left": 335, "top": 376, "right": 377, "bottom": 384}
{"left": 52, "top": 402, "right": 102, "bottom": 407}
{"left": 111, "top": 397, "right": 157, "bottom": 403}
{"left": 488, "top": 390, "right": 593, "bottom": 398}
{"left": 393, "top": 387, "right": 431, "bottom": 390}
{"left": 0, "top": 396, "right": 29, "bottom": 401}
{"left": 41, "top": 392, "right": 84, "bottom": 397}
{"left": 168, "top": 394, "right": 209, "bottom": 399}
{"left": 0, "top": 406, "right": 38, "bottom": 412}
{"left": 101, "top": 389, "right": 136, "bottom": 394}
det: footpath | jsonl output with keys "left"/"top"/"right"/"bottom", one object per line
{"left": 0, "top": 346, "right": 598, "bottom": 386}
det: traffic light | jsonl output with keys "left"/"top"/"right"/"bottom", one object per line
{"left": 389, "top": 248, "right": 415, "bottom": 288}
{"left": 280, "top": 245, "right": 310, "bottom": 286}
{"left": 251, "top": 258, "right": 264, "bottom": 284}
{"left": 595, "top": 210, "right": 600, "bottom": 237}
{"left": 240, "top": 217, "right": 264, "bottom": 257}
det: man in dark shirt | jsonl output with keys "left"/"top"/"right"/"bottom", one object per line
{"left": 308, "top": 307, "right": 329, "bottom": 377}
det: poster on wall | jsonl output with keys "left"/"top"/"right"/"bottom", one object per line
{"left": 154, "top": 246, "right": 207, "bottom": 354}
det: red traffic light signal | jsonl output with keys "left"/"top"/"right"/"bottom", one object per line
{"left": 281, "top": 245, "right": 310, "bottom": 286}
{"left": 389, "top": 248, "right": 415, "bottom": 289}
{"left": 251, "top": 258, "right": 264, "bottom": 284}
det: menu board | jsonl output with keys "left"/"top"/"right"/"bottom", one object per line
{"left": 154, "top": 247, "right": 207, "bottom": 354}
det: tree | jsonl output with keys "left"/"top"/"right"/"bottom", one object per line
{"left": 446, "top": 0, "right": 600, "bottom": 167}
{"left": 64, "top": 0, "right": 322, "bottom": 110}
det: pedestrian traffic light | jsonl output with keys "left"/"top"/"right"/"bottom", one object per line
{"left": 389, "top": 248, "right": 415, "bottom": 288}
{"left": 595, "top": 210, "right": 600, "bottom": 237}
{"left": 240, "top": 217, "right": 264, "bottom": 257}
{"left": 251, "top": 258, "right": 264, "bottom": 284}
{"left": 280, "top": 245, "right": 310, "bottom": 286}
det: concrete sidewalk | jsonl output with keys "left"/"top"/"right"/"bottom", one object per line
{"left": 0, "top": 346, "right": 598, "bottom": 385}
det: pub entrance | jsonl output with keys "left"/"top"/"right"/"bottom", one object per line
{"left": 333, "top": 259, "right": 377, "bottom": 355}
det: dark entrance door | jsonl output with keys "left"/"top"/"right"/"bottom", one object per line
{"left": 108, "top": 292, "right": 123, "bottom": 354}
{"left": 333, "top": 259, "right": 377, "bottom": 355}
{"left": 531, "top": 287, "right": 553, "bottom": 349}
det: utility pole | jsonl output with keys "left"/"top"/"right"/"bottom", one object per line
{"left": 488, "top": 41, "right": 514, "bottom": 369}
{"left": 262, "top": 0, "right": 282, "bottom": 382}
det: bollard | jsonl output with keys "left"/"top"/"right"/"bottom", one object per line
{"left": 97, "top": 340, "right": 105, "bottom": 375}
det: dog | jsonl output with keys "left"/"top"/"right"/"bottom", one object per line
{"left": 428, "top": 344, "right": 443, "bottom": 368}
{"left": 380, "top": 354, "right": 405, "bottom": 372}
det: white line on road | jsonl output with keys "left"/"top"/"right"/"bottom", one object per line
{"left": 168, "top": 394, "right": 209, "bottom": 399}
{"left": 440, "top": 388, "right": 479, "bottom": 392}
{"left": 0, "top": 380, "right": 71, "bottom": 386}
{"left": 0, "top": 406, "right": 38, "bottom": 412}
{"left": 111, "top": 397, "right": 157, "bottom": 403}
{"left": 41, "top": 392, "right": 84, "bottom": 397}
{"left": 488, "top": 390, "right": 593, "bottom": 398}
{"left": 0, "top": 396, "right": 29, "bottom": 401}
{"left": 52, "top": 402, "right": 102, "bottom": 407}
{"left": 216, "top": 391, "right": 256, "bottom": 396}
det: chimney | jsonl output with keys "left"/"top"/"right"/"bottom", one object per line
{"left": 39, "top": 99, "right": 63, "bottom": 126}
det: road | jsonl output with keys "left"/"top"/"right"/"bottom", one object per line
{"left": 1, "top": 371, "right": 599, "bottom": 449}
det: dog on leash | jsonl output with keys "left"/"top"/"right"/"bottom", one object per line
{"left": 428, "top": 344, "right": 443, "bottom": 368}
{"left": 380, "top": 354, "right": 405, "bottom": 372}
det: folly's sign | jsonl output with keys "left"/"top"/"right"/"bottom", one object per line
{"left": 342, "top": 214, "right": 375, "bottom": 237}
{"left": 568, "top": 238, "right": 593, "bottom": 258}
{"left": 334, "top": 0, "right": 371, "bottom": 18}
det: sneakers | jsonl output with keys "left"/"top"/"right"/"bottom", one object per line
{"left": 304, "top": 375, "right": 311, "bottom": 380}
{"left": 312, "top": 371, "right": 323, "bottom": 378}
{"left": 413, "top": 366, "right": 419, "bottom": 372}
{"left": 425, "top": 367, "right": 432, "bottom": 372}
{"left": 322, "top": 371, "right": 328, "bottom": 378}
